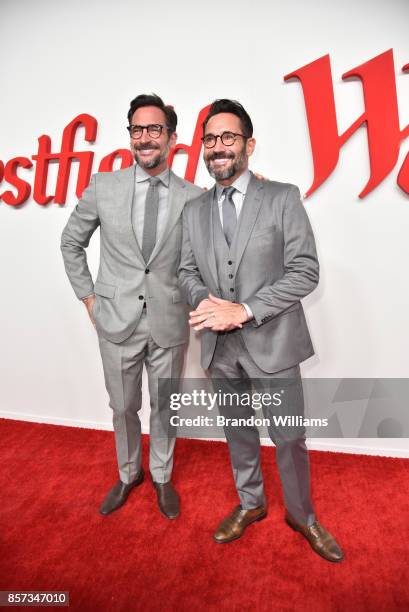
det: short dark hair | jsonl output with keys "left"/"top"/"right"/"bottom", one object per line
{"left": 202, "top": 99, "right": 253, "bottom": 137}
{"left": 127, "top": 93, "right": 177, "bottom": 135}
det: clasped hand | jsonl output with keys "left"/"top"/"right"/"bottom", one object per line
{"left": 189, "top": 294, "right": 249, "bottom": 332}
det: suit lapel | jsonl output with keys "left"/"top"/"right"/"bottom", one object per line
{"left": 147, "top": 170, "right": 186, "bottom": 265}
{"left": 204, "top": 186, "right": 219, "bottom": 289}
{"left": 115, "top": 164, "right": 145, "bottom": 264}
{"left": 234, "top": 174, "right": 265, "bottom": 272}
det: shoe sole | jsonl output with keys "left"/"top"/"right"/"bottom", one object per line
{"left": 158, "top": 508, "right": 180, "bottom": 520}
{"left": 214, "top": 512, "right": 268, "bottom": 544}
{"left": 285, "top": 517, "right": 344, "bottom": 563}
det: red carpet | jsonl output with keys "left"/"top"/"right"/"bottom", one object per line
{"left": 1, "top": 418, "right": 409, "bottom": 611}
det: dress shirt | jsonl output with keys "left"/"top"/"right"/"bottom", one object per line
{"left": 215, "top": 168, "right": 251, "bottom": 227}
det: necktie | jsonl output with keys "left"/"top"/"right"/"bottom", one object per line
{"left": 222, "top": 186, "right": 237, "bottom": 247}
{"left": 142, "top": 176, "right": 160, "bottom": 263}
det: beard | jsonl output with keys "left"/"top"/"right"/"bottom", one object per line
{"left": 132, "top": 141, "right": 168, "bottom": 169}
{"left": 205, "top": 147, "right": 247, "bottom": 181}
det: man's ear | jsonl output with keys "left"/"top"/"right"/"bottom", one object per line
{"left": 246, "top": 137, "right": 256, "bottom": 157}
{"left": 169, "top": 131, "right": 178, "bottom": 148}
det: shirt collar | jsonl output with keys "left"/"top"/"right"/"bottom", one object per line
{"left": 135, "top": 163, "right": 170, "bottom": 187}
{"left": 216, "top": 168, "right": 251, "bottom": 202}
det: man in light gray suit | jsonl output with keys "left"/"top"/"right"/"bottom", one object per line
{"left": 61, "top": 94, "right": 202, "bottom": 519}
{"left": 178, "top": 99, "right": 343, "bottom": 562}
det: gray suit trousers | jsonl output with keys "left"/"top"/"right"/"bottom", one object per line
{"left": 97, "top": 309, "right": 185, "bottom": 484}
{"left": 209, "top": 331, "right": 315, "bottom": 527}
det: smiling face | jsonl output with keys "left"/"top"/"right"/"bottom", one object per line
{"left": 130, "top": 105, "right": 177, "bottom": 175}
{"left": 203, "top": 112, "right": 255, "bottom": 184}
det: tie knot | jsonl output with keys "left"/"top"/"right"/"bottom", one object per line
{"left": 149, "top": 176, "right": 161, "bottom": 187}
{"left": 222, "top": 186, "right": 235, "bottom": 199}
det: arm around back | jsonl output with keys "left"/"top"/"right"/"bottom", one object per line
{"left": 178, "top": 200, "right": 210, "bottom": 308}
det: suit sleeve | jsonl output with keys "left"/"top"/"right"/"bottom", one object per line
{"left": 60, "top": 174, "right": 100, "bottom": 300}
{"left": 178, "top": 204, "right": 210, "bottom": 308}
{"left": 245, "top": 185, "right": 319, "bottom": 327}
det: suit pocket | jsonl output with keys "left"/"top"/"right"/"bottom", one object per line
{"left": 252, "top": 224, "right": 278, "bottom": 239}
{"left": 94, "top": 281, "right": 116, "bottom": 298}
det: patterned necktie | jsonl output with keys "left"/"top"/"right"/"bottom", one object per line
{"left": 222, "top": 186, "right": 237, "bottom": 247}
{"left": 142, "top": 176, "right": 160, "bottom": 263}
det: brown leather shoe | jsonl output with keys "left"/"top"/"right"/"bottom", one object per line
{"left": 153, "top": 481, "right": 180, "bottom": 519}
{"left": 214, "top": 505, "right": 267, "bottom": 543}
{"left": 99, "top": 469, "right": 144, "bottom": 516}
{"left": 285, "top": 512, "right": 344, "bottom": 562}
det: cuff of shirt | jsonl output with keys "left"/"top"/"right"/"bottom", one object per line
{"left": 241, "top": 302, "right": 254, "bottom": 320}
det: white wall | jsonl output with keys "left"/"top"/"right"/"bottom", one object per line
{"left": 1, "top": 0, "right": 408, "bottom": 456}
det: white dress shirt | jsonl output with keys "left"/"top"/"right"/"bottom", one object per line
{"left": 215, "top": 168, "right": 251, "bottom": 226}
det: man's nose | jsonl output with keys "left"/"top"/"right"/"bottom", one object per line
{"left": 213, "top": 136, "right": 227, "bottom": 153}
{"left": 140, "top": 128, "right": 151, "bottom": 143}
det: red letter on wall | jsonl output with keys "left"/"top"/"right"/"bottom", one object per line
{"left": 32, "top": 113, "right": 97, "bottom": 204}
{"left": 285, "top": 49, "right": 409, "bottom": 198}
{"left": 98, "top": 149, "right": 134, "bottom": 172}
{"left": 0, "top": 157, "right": 33, "bottom": 206}
{"left": 168, "top": 105, "right": 210, "bottom": 183}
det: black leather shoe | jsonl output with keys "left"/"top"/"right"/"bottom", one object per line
{"left": 285, "top": 512, "right": 344, "bottom": 562}
{"left": 99, "top": 469, "right": 144, "bottom": 516}
{"left": 153, "top": 481, "right": 180, "bottom": 519}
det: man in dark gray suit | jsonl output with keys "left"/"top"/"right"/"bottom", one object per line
{"left": 61, "top": 94, "right": 202, "bottom": 519}
{"left": 178, "top": 99, "right": 343, "bottom": 562}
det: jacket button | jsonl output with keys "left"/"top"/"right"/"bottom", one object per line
{"left": 228, "top": 260, "right": 233, "bottom": 265}
{"left": 228, "top": 274, "right": 233, "bottom": 279}
{"left": 230, "top": 288, "right": 234, "bottom": 293}
{"left": 138, "top": 295, "right": 144, "bottom": 300}
{"left": 145, "top": 269, "right": 150, "bottom": 274}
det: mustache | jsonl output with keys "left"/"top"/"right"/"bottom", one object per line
{"left": 208, "top": 151, "right": 235, "bottom": 161}
{"left": 134, "top": 142, "right": 160, "bottom": 151}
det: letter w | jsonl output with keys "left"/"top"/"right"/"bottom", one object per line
{"left": 284, "top": 49, "right": 409, "bottom": 198}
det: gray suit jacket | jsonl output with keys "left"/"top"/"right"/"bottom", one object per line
{"left": 178, "top": 174, "right": 319, "bottom": 372}
{"left": 61, "top": 165, "right": 203, "bottom": 346}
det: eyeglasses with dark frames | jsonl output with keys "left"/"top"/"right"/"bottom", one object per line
{"left": 127, "top": 124, "right": 167, "bottom": 139}
{"left": 201, "top": 131, "right": 249, "bottom": 148}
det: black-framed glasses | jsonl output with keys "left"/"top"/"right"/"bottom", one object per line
{"left": 127, "top": 124, "right": 167, "bottom": 139}
{"left": 201, "top": 131, "right": 248, "bottom": 148}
